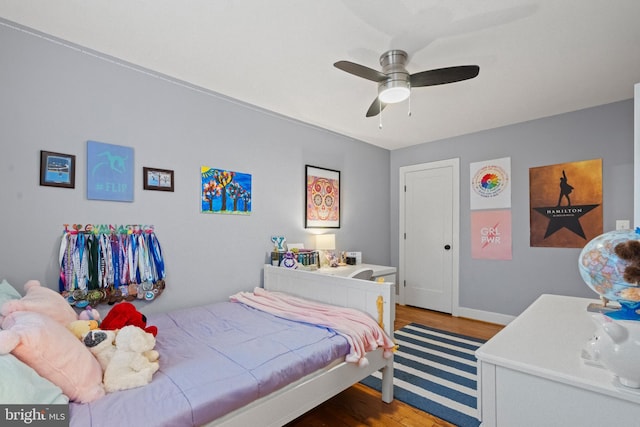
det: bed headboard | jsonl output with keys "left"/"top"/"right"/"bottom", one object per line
{"left": 263, "top": 264, "right": 395, "bottom": 337}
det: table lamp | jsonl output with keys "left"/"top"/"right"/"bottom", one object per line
{"left": 315, "top": 234, "right": 337, "bottom": 267}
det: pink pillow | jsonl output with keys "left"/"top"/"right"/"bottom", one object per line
{"left": 0, "top": 280, "right": 77, "bottom": 326}
{"left": 0, "top": 311, "right": 104, "bottom": 403}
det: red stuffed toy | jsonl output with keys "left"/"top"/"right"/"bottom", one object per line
{"left": 100, "top": 302, "right": 158, "bottom": 337}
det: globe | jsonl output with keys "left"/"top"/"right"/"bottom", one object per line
{"left": 579, "top": 229, "right": 640, "bottom": 320}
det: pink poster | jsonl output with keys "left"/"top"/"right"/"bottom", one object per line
{"left": 471, "top": 210, "right": 512, "bottom": 260}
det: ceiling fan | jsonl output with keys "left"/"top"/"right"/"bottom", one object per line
{"left": 334, "top": 50, "right": 479, "bottom": 117}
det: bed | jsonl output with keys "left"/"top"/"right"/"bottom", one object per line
{"left": 66, "top": 264, "right": 395, "bottom": 426}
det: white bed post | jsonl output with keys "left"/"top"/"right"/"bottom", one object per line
{"left": 380, "top": 359, "right": 394, "bottom": 403}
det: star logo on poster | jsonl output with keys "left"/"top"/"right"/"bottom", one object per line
{"left": 533, "top": 204, "right": 599, "bottom": 239}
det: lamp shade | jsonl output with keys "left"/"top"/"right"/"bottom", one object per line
{"left": 315, "top": 234, "right": 336, "bottom": 250}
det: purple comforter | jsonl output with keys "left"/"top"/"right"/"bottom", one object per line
{"left": 69, "top": 301, "right": 349, "bottom": 427}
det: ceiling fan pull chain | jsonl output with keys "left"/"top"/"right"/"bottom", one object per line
{"left": 379, "top": 99, "right": 383, "bottom": 129}
{"left": 408, "top": 93, "right": 412, "bottom": 117}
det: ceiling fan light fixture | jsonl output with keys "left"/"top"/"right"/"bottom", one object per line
{"left": 378, "top": 80, "right": 410, "bottom": 104}
{"left": 334, "top": 48, "right": 479, "bottom": 117}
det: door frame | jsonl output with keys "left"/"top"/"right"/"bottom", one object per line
{"left": 398, "top": 158, "right": 460, "bottom": 316}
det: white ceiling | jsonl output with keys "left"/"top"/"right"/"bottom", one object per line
{"left": 1, "top": 1, "right": 639, "bottom": 150}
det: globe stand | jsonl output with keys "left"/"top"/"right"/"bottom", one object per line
{"left": 605, "top": 300, "right": 640, "bottom": 321}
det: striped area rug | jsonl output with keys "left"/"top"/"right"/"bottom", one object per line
{"left": 361, "top": 323, "right": 486, "bottom": 427}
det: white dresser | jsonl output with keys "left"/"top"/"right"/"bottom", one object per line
{"left": 476, "top": 294, "right": 640, "bottom": 426}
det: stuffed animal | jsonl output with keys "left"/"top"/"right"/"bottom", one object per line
{"left": 78, "top": 305, "right": 101, "bottom": 323}
{"left": 0, "top": 280, "right": 77, "bottom": 326}
{"left": 0, "top": 311, "right": 104, "bottom": 403}
{"left": 103, "top": 325, "right": 159, "bottom": 393}
{"left": 67, "top": 320, "right": 99, "bottom": 340}
{"left": 101, "top": 302, "right": 158, "bottom": 336}
{"left": 84, "top": 328, "right": 159, "bottom": 373}
{"left": 614, "top": 239, "right": 640, "bottom": 284}
{"left": 83, "top": 329, "right": 117, "bottom": 372}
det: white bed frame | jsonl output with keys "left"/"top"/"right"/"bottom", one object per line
{"left": 209, "top": 264, "right": 395, "bottom": 427}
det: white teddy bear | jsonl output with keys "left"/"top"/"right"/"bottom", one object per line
{"left": 102, "top": 325, "right": 160, "bottom": 393}
{"left": 84, "top": 328, "right": 160, "bottom": 375}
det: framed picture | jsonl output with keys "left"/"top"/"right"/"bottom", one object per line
{"left": 305, "top": 165, "right": 340, "bottom": 228}
{"left": 143, "top": 167, "right": 174, "bottom": 192}
{"left": 87, "top": 140, "right": 134, "bottom": 202}
{"left": 40, "top": 150, "right": 76, "bottom": 188}
{"left": 201, "top": 166, "right": 252, "bottom": 214}
{"left": 529, "top": 158, "right": 602, "bottom": 248}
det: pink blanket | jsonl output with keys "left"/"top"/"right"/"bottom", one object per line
{"left": 230, "top": 287, "right": 395, "bottom": 366}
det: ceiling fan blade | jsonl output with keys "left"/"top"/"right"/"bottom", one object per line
{"left": 366, "top": 98, "right": 387, "bottom": 117}
{"left": 334, "top": 61, "right": 388, "bottom": 83}
{"left": 410, "top": 65, "right": 479, "bottom": 87}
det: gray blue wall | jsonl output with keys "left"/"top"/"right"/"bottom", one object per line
{"left": 391, "top": 100, "right": 634, "bottom": 317}
{"left": 0, "top": 21, "right": 391, "bottom": 314}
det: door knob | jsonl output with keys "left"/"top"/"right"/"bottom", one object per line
{"left": 444, "top": 244, "right": 451, "bottom": 250}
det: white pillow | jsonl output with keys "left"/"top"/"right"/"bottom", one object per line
{"left": 0, "top": 353, "right": 68, "bottom": 404}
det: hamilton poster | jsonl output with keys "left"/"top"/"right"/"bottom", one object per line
{"left": 529, "top": 159, "right": 602, "bottom": 248}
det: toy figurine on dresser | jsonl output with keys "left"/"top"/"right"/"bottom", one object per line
{"left": 584, "top": 314, "right": 640, "bottom": 388}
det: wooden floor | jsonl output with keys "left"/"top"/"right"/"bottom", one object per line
{"left": 285, "top": 304, "right": 504, "bottom": 427}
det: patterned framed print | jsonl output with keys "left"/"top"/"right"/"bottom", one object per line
{"left": 305, "top": 165, "right": 340, "bottom": 228}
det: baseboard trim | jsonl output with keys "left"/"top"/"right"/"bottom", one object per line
{"left": 456, "top": 306, "right": 515, "bottom": 326}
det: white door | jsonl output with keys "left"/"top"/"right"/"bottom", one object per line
{"left": 399, "top": 159, "right": 459, "bottom": 314}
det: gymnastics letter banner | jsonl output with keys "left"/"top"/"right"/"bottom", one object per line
{"left": 470, "top": 157, "right": 511, "bottom": 210}
{"left": 201, "top": 166, "right": 252, "bottom": 214}
{"left": 471, "top": 210, "right": 512, "bottom": 260}
{"left": 529, "top": 158, "right": 602, "bottom": 248}
{"left": 87, "top": 140, "right": 134, "bottom": 202}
